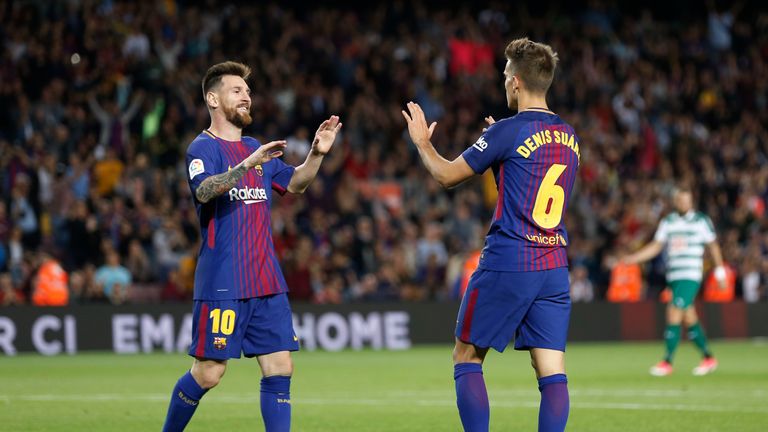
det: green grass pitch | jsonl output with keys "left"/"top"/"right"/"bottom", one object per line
{"left": 1, "top": 340, "right": 767, "bottom": 431}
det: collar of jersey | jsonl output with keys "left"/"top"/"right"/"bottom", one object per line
{"left": 204, "top": 129, "right": 241, "bottom": 144}
{"left": 519, "top": 108, "right": 555, "bottom": 115}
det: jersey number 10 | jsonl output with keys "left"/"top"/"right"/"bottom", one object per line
{"left": 532, "top": 164, "right": 567, "bottom": 229}
{"left": 209, "top": 308, "right": 236, "bottom": 335}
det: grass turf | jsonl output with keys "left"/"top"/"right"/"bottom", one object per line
{"left": 1, "top": 340, "right": 767, "bottom": 431}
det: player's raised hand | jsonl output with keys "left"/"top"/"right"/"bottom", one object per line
{"left": 402, "top": 101, "right": 437, "bottom": 147}
{"left": 244, "top": 140, "right": 287, "bottom": 168}
{"left": 312, "top": 115, "right": 342, "bottom": 155}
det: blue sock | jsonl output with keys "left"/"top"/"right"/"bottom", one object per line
{"left": 261, "top": 375, "right": 291, "bottom": 432}
{"left": 162, "top": 371, "right": 208, "bottom": 432}
{"left": 537, "top": 374, "right": 569, "bottom": 432}
{"left": 454, "top": 363, "right": 489, "bottom": 432}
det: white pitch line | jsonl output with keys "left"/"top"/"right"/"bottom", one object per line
{"left": 11, "top": 394, "right": 169, "bottom": 402}
{"left": 1, "top": 394, "right": 767, "bottom": 414}
{"left": 388, "top": 388, "right": 768, "bottom": 398}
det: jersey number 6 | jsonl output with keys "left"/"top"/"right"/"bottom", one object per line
{"left": 532, "top": 164, "right": 567, "bottom": 229}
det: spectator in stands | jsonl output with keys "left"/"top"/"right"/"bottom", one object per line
{"left": 94, "top": 250, "right": 132, "bottom": 304}
{"left": 80, "top": 264, "right": 109, "bottom": 304}
{"left": 68, "top": 270, "right": 86, "bottom": 305}
{"left": 125, "top": 239, "right": 153, "bottom": 283}
{"left": 741, "top": 258, "right": 762, "bottom": 303}
{"left": 0, "top": 272, "right": 25, "bottom": 306}
{"left": 87, "top": 91, "right": 144, "bottom": 160}
{"left": 152, "top": 216, "right": 187, "bottom": 278}
{"left": 0, "top": 202, "right": 10, "bottom": 246}
{"left": 10, "top": 175, "right": 38, "bottom": 249}
{"left": 161, "top": 268, "right": 192, "bottom": 303}
{"left": 31, "top": 252, "right": 69, "bottom": 306}
{"left": 570, "top": 265, "right": 595, "bottom": 303}
{"left": 7, "top": 228, "right": 24, "bottom": 285}
{"left": 416, "top": 223, "right": 448, "bottom": 273}
{"left": 285, "top": 235, "right": 316, "bottom": 302}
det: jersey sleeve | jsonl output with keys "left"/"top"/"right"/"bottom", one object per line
{"left": 186, "top": 139, "right": 219, "bottom": 201}
{"left": 653, "top": 218, "right": 669, "bottom": 243}
{"left": 270, "top": 157, "right": 295, "bottom": 196}
{"left": 700, "top": 214, "right": 717, "bottom": 243}
{"left": 461, "top": 122, "right": 508, "bottom": 174}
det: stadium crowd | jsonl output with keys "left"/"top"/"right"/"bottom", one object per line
{"left": 1, "top": 0, "right": 767, "bottom": 306}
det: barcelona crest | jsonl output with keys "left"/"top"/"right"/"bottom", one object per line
{"left": 213, "top": 337, "right": 227, "bottom": 350}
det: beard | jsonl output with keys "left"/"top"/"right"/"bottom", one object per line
{"left": 223, "top": 104, "right": 252, "bottom": 129}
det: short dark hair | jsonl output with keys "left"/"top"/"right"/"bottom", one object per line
{"left": 504, "top": 38, "right": 559, "bottom": 94}
{"left": 674, "top": 183, "right": 693, "bottom": 195}
{"left": 201, "top": 61, "right": 251, "bottom": 100}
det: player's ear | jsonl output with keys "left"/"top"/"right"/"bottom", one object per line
{"left": 206, "top": 91, "right": 219, "bottom": 109}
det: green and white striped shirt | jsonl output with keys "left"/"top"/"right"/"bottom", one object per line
{"left": 653, "top": 211, "right": 716, "bottom": 283}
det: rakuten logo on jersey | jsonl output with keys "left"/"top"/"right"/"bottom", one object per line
{"left": 473, "top": 137, "right": 489, "bottom": 152}
{"left": 229, "top": 186, "right": 267, "bottom": 204}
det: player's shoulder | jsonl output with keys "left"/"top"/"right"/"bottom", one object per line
{"left": 544, "top": 113, "right": 578, "bottom": 137}
{"left": 487, "top": 116, "right": 517, "bottom": 132}
{"left": 484, "top": 116, "right": 523, "bottom": 141}
{"left": 661, "top": 212, "right": 678, "bottom": 223}
{"left": 694, "top": 211, "right": 715, "bottom": 226}
{"left": 242, "top": 136, "right": 262, "bottom": 150}
{"left": 187, "top": 132, "right": 217, "bottom": 154}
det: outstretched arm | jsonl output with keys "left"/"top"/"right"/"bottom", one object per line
{"left": 707, "top": 241, "right": 724, "bottom": 268}
{"left": 622, "top": 241, "right": 664, "bottom": 265}
{"left": 195, "top": 140, "right": 287, "bottom": 203}
{"left": 707, "top": 241, "right": 727, "bottom": 288}
{"left": 87, "top": 93, "right": 110, "bottom": 123}
{"left": 401, "top": 102, "right": 475, "bottom": 189}
{"left": 288, "top": 115, "right": 342, "bottom": 194}
{"left": 121, "top": 91, "right": 145, "bottom": 123}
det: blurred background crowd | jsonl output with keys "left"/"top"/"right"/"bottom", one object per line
{"left": 1, "top": 0, "right": 767, "bottom": 306}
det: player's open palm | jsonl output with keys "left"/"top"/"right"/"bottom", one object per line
{"left": 402, "top": 101, "right": 437, "bottom": 147}
{"left": 245, "top": 140, "right": 287, "bottom": 168}
{"left": 312, "top": 115, "right": 342, "bottom": 155}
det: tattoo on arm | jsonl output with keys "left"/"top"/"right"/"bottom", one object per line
{"left": 195, "top": 164, "right": 249, "bottom": 203}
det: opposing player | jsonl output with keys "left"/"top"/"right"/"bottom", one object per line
{"left": 162, "top": 61, "right": 341, "bottom": 431}
{"left": 403, "top": 38, "right": 578, "bottom": 432}
{"left": 621, "top": 186, "right": 724, "bottom": 376}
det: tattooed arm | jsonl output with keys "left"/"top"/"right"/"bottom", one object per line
{"left": 194, "top": 140, "right": 287, "bottom": 203}
{"left": 195, "top": 164, "right": 250, "bottom": 203}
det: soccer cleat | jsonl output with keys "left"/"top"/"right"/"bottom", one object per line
{"left": 692, "top": 357, "right": 718, "bottom": 376}
{"left": 650, "top": 361, "right": 673, "bottom": 376}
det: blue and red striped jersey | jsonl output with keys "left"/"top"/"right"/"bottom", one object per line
{"left": 461, "top": 111, "right": 580, "bottom": 272}
{"left": 186, "top": 131, "right": 295, "bottom": 300}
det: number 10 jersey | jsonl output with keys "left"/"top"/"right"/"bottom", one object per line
{"left": 461, "top": 111, "right": 580, "bottom": 272}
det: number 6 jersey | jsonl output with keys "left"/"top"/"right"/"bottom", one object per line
{"left": 461, "top": 111, "right": 580, "bottom": 272}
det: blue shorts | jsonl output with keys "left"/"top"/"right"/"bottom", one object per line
{"left": 188, "top": 293, "right": 299, "bottom": 360}
{"left": 455, "top": 267, "right": 571, "bottom": 353}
